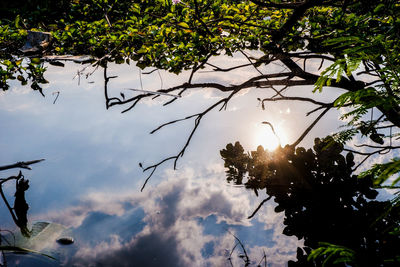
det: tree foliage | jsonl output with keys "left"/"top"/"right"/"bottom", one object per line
{"left": 221, "top": 138, "right": 400, "bottom": 266}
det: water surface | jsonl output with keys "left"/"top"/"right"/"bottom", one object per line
{"left": 1, "top": 56, "right": 347, "bottom": 266}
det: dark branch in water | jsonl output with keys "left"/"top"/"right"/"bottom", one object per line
{"left": 141, "top": 92, "right": 238, "bottom": 191}
{"left": 261, "top": 96, "right": 332, "bottom": 108}
{"left": 344, "top": 144, "right": 400, "bottom": 172}
{"left": 261, "top": 122, "right": 280, "bottom": 145}
{"left": 0, "top": 159, "right": 45, "bottom": 171}
{"left": 0, "top": 173, "right": 22, "bottom": 225}
{"left": 0, "top": 171, "right": 31, "bottom": 237}
{"left": 52, "top": 91, "right": 60, "bottom": 104}
{"left": 126, "top": 88, "right": 181, "bottom": 98}
{"left": 226, "top": 229, "right": 250, "bottom": 267}
{"left": 257, "top": 250, "right": 268, "bottom": 267}
{"left": 247, "top": 196, "right": 272, "bottom": 219}
{"left": 291, "top": 107, "right": 331, "bottom": 148}
{"left": 1, "top": 159, "right": 44, "bottom": 236}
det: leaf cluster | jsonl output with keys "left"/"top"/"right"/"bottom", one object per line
{"left": 307, "top": 242, "right": 356, "bottom": 267}
{"left": 0, "top": 57, "right": 48, "bottom": 93}
{"left": 221, "top": 138, "right": 400, "bottom": 266}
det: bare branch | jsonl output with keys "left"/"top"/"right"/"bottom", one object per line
{"left": 150, "top": 114, "right": 199, "bottom": 134}
{"left": 203, "top": 62, "right": 253, "bottom": 73}
{"left": 140, "top": 95, "right": 236, "bottom": 191}
{"left": 110, "top": 73, "right": 317, "bottom": 113}
{"left": 228, "top": 242, "right": 239, "bottom": 267}
{"left": 239, "top": 50, "right": 263, "bottom": 75}
{"left": 354, "top": 144, "right": 400, "bottom": 149}
{"left": 126, "top": 88, "right": 181, "bottom": 98}
{"left": 261, "top": 121, "right": 281, "bottom": 144}
{"left": 291, "top": 107, "right": 331, "bottom": 148}
{"left": 343, "top": 144, "right": 400, "bottom": 171}
{"left": 261, "top": 96, "right": 332, "bottom": 107}
{"left": 0, "top": 172, "right": 23, "bottom": 226}
{"left": 257, "top": 250, "right": 268, "bottom": 267}
{"left": 0, "top": 159, "right": 45, "bottom": 172}
{"left": 288, "top": 53, "right": 335, "bottom": 62}
{"left": 226, "top": 229, "right": 250, "bottom": 266}
{"left": 247, "top": 196, "right": 272, "bottom": 219}
{"left": 142, "top": 68, "right": 158, "bottom": 75}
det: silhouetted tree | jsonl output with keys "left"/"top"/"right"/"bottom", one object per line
{"left": 0, "top": 159, "right": 44, "bottom": 237}
{"left": 221, "top": 138, "right": 400, "bottom": 266}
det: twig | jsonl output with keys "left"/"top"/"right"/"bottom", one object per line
{"left": 126, "top": 88, "right": 181, "bottom": 98}
{"left": 261, "top": 96, "right": 332, "bottom": 107}
{"left": 257, "top": 250, "right": 268, "bottom": 267}
{"left": 291, "top": 107, "right": 331, "bottom": 148}
{"left": 262, "top": 121, "right": 280, "bottom": 143}
{"left": 0, "top": 172, "right": 23, "bottom": 226}
{"left": 204, "top": 62, "right": 253, "bottom": 72}
{"left": 228, "top": 242, "right": 239, "bottom": 267}
{"left": 0, "top": 159, "right": 45, "bottom": 172}
{"left": 353, "top": 144, "right": 400, "bottom": 149}
{"left": 343, "top": 145, "right": 399, "bottom": 172}
{"left": 150, "top": 114, "right": 199, "bottom": 134}
{"left": 239, "top": 49, "right": 263, "bottom": 75}
{"left": 52, "top": 91, "right": 60, "bottom": 104}
{"left": 248, "top": 196, "right": 272, "bottom": 219}
{"left": 141, "top": 97, "right": 232, "bottom": 191}
{"left": 226, "top": 229, "right": 250, "bottom": 266}
{"left": 104, "top": 13, "right": 112, "bottom": 28}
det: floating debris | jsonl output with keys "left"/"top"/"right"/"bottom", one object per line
{"left": 48, "top": 61, "right": 65, "bottom": 67}
{"left": 56, "top": 237, "right": 74, "bottom": 245}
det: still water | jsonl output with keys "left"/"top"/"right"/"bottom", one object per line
{"left": 0, "top": 56, "right": 355, "bottom": 266}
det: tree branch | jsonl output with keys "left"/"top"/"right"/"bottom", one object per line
{"left": 0, "top": 172, "right": 23, "bottom": 227}
{"left": 140, "top": 92, "right": 238, "bottom": 191}
{"left": 0, "top": 159, "right": 45, "bottom": 172}
{"left": 261, "top": 96, "right": 332, "bottom": 107}
{"left": 248, "top": 195, "right": 272, "bottom": 219}
{"left": 226, "top": 229, "right": 250, "bottom": 266}
{"left": 291, "top": 107, "right": 331, "bottom": 147}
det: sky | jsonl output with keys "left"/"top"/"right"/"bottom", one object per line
{"left": 0, "top": 53, "right": 394, "bottom": 266}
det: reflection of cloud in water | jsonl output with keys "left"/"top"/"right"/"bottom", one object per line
{"left": 42, "top": 167, "right": 300, "bottom": 266}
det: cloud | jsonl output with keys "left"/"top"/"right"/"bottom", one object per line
{"left": 38, "top": 166, "right": 300, "bottom": 266}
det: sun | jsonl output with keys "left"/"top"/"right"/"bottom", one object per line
{"left": 252, "top": 122, "right": 286, "bottom": 151}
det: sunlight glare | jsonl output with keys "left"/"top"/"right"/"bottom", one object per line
{"left": 252, "top": 123, "right": 286, "bottom": 151}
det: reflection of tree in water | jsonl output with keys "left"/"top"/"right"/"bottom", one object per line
{"left": 0, "top": 160, "right": 44, "bottom": 237}
{"left": 221, "top": 137, "right": 400, "bottom": 266}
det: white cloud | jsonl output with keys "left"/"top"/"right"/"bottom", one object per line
{"left": 38, "top": 166, "right": 300, "bottom": 266}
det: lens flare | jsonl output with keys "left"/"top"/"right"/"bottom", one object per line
{"left": 252, "top": 123, "right": 286, "bottom": 151}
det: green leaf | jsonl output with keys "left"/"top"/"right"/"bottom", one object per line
{"left": 359, "top": 158, "right": 400, "bottom": 187}
{"left": 30, "top": 58, "right": 41, "bottom": 64}
{"left": 374, "top": 4, "right": 385, "bottom": 13}
{"left": 15, "top": 15, "right": 21, "bottom": 29}
{"left": 177, "top": 22, "right": 190, "bottom": 28}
